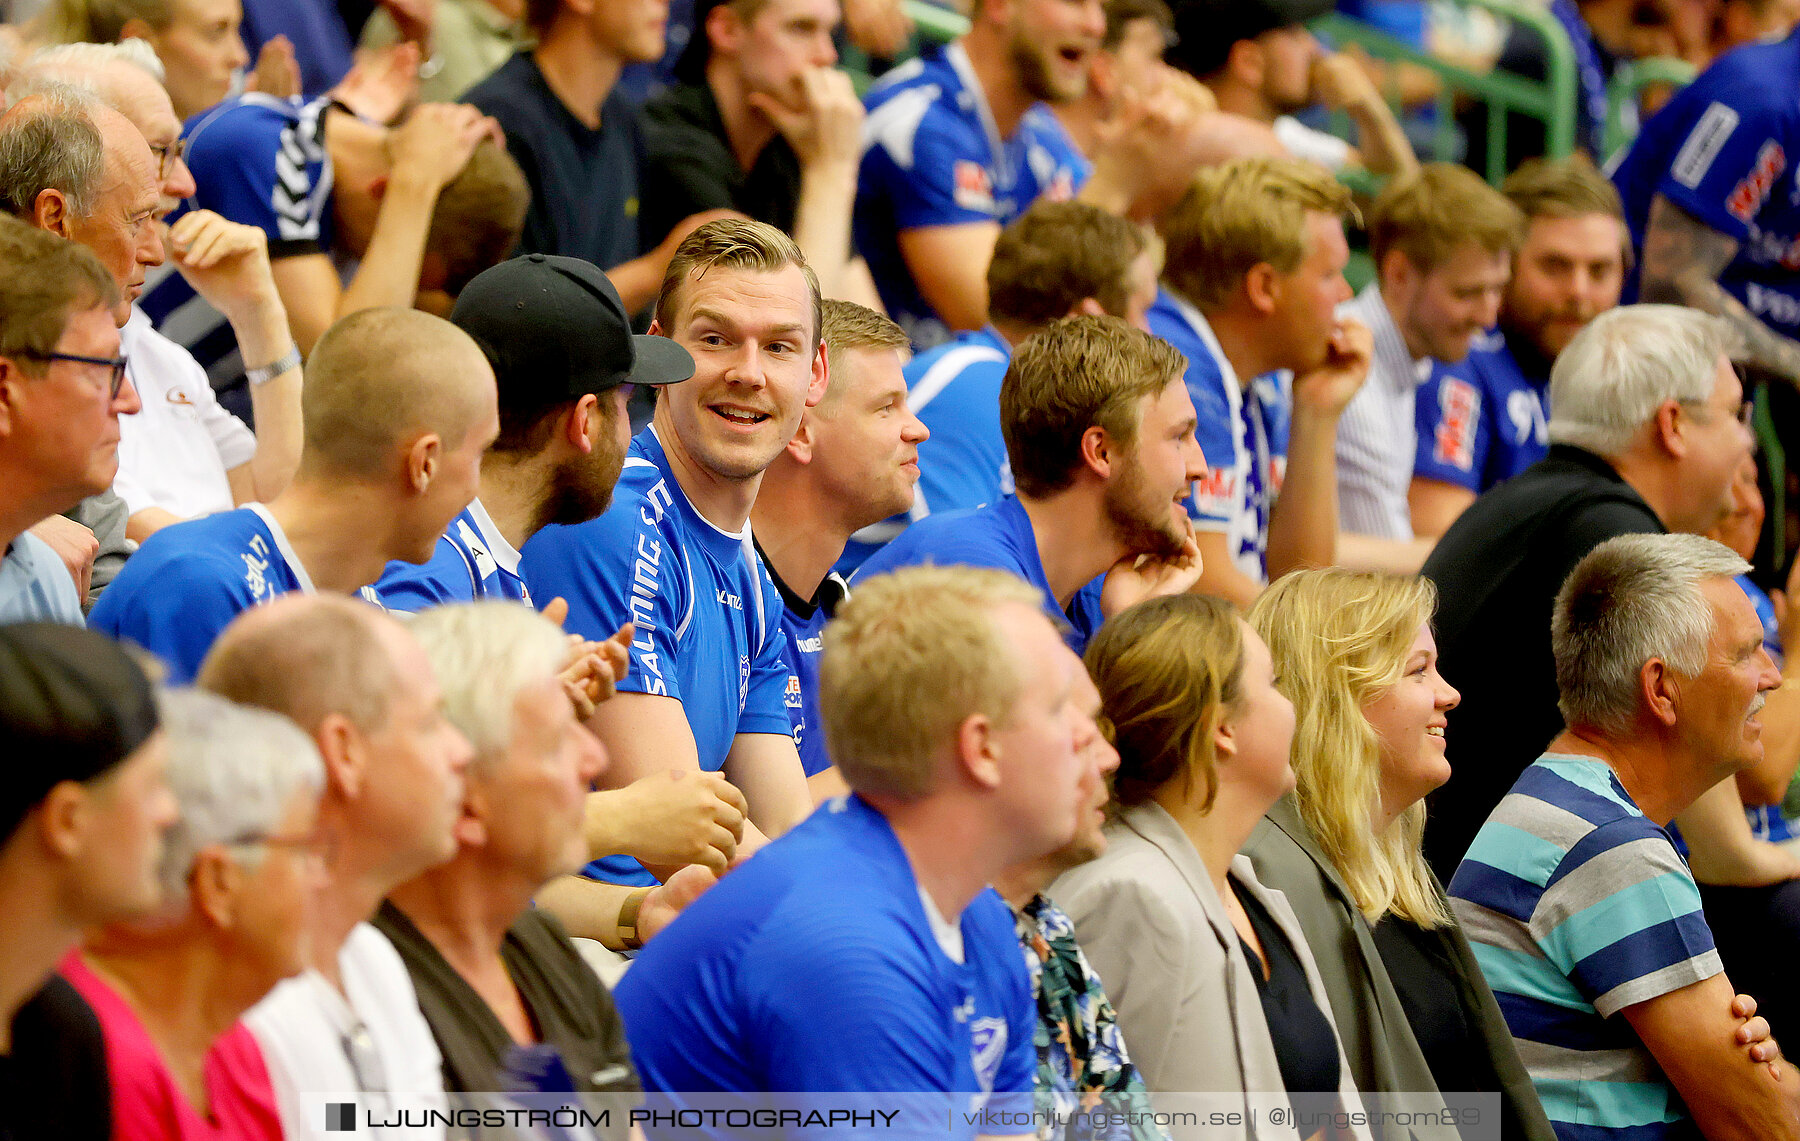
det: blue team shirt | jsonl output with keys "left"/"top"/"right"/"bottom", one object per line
{"left": 373, "top": 499, "right": 533, "bottom": 613}
{"left": 519, "top": 427, "right": 794, "bottom": 884}
{"left": 142, "top": 94, "right": 334, "bottom": 403}
{"left": 90, "top": 505, "right": 316, "bottom": 683}
{"left": 856, "top": 44, "right": 1090, "bottom": 348}
{"left": 1614, "top": 27, "right": 1800, "bottom": 338}
{"left": 1147, "top": 289, "right": 1290, "bottom": 583}
{"left": 1413, "top": 329, "right": 1550, "bottom": 493}
{"left": 838, "top": 326, "right": 1013, "bottom": 573}
{"left": 853, "top": 496, "right": 1102, "bottom": 654}
{"left": 614, "top": 794, "right": 1036, "bottom": 1139}
{"left": 766, "top": 566, "right": 846, "bottom": 779}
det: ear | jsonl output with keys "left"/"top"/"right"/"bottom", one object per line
{"left": 35, "top": 782, "right": 90, "bottom": 860}
{"left": 1226, "top": 38, "right": 1264, "bottom": 88}
{"left": 315, "top": 713, "right": 366, "bottom": 802}
{"left": 1243, "top": 262, "right": 1280, "bottom": 317}
{"left": 803, "top": 338, "right": 830, "bottom": 409}
{"left": 784, "top": 414, "right": 816, "bottom": 465}
{"left": 452, "top": 776, "right": 487, "bottom": 850}
{"left": 1069, "top": 297, "right": 1107, "bottom": 319}
{"left": 367, "top": 174, "right": 389, "bottom": 204}
{"left": 1653, "top": 399, "right": 1686, "bottom": 460}
{"left": 565, "top": 394, "right": 600, "bottom": 454}
{"left": 405, "top": 432, "right": 444, "bottom": 494}
{"left": 707, "top": 0, "right": 745, "bottom": 54}
{"left": 1213, "top": 712, "right": 1240, "bottom": 763}
{"left": 647, "top": 318, "right": 665, "bottom": 338}
{"left": 1379, "top": 248, "right": 1417, "bottom": 298}
{"left": 956, "top": 713, "right": 1003, "bottom": 791}
{"left": 189, "top": 846, "right": 239, "bottom": 928}
{"left": 1641, "top": 657, "right": 1679, "bottom": 728}
{"left": 32, "top": 188, "right": 73, "bottom": 239}
{"left": 0, "top": 357, "right": 24, "bottom": 438}
{"left": 1079, "top": 423, "right": 1113, "bottom": 481}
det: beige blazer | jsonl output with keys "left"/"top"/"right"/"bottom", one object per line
{"left": 1050, "top": 800, "right": 1374, "bottom": 1141}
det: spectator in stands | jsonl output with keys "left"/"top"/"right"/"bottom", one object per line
{"left": 195, "top": 595, "right": 471, "bottom": 1141}
{"left": 1055, "top": 594, "right": 1371, "bottom": 1135}
{"left": 1051, "top": 0, "right": 1177, "bottom": 161}
{"left": 360, "top": 0, "right": 531, "bottom": 104}
{"left": 91, "top": 308, "right": 499, "bottom": 682}
{"left": 0, "top": 214, "right": 128, "bottom": 623}
{"left": 376, "top": 254, "right": 694, "bottom": 611}
{"left": 1412, "top": 155, "right": 1629, "bottom": 537}
{"left": 1614, "top": 24, "right": 1800, "bottom": 394}
{"left": 855, "top": 0, "right": 1207, "bottom": 346}
{"left": 991, "top": 669, "right": 1167, "bottom": 1140}
{"left": 0, "top": 622, "right": 175, "bottom": 1141}
{"left": 64, "top": 689, "right": 324, "bottom": 1141}
{"left": 750, "top": 299, "right": 925, "bottom": 793}
{"left": 1420, "top": 305, "right": 1751, "bottom": 877}
{"left": 1707, "top": 0, "right": 1800, "bottom": 58}
{"left": 1170, "top": 0, "right": 1418, "bottom": 178}
{"left": 144, "top": 84, "right": 515, "bottom": 412}
{"left": 377, "top": 602, "right": 643, "bottom": 1115}
{"left": 840, "top": 202, "right": 1153, "bottom": 562}
{"left": 33, "top": 0, "right": 251, "bottom": 120}
{"left": 641, "top": 0, "right": 867, "bottom": 301}
{"left": 1245, "top": 570, "right": 1557, "bottom": 1141}
{"left": 856, "top": 315, "right": 1205, "bottom": 655}
{"left": 1336, "top": 163, "right": 1520, "bottom": 558}
{"left": 1451, "top": 532, "right": 1800, "bottom": 1141}
{"left": 1152, "top": 155, "right": 1374, "bottom": 606}
{"left": 17, "top": 42, "right": 306, "bottom": 544}
{"left": 520, "top": 219, "right": 822, "bottom": 893}
{"left": 616, "top": 565, "right": 1088, "bottom": 1137}
{"left": 466, "top": 0, "right": 727, "bottom": 312}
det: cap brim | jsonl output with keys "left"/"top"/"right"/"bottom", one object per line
{"left": 629, "top": 333, "right": 695, "bottom": 386}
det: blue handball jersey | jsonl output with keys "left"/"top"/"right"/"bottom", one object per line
{"left": 764, "top": 565, "right": 846, "bottom": 779}
{"left": 838, "top": 326, "right": 1013, "bottom": 573}
{"left": 141, "top": 94, "right": 334, "bottom": 400}
{"left": 614, "top": 795, "right": 1036, "bottom": 1140}
{"left": 856, "top": 44, "right": 1089, "bottom": 349}
{"left": 373, "top": 499, "right": 533, "bottom": 613}
{"left": 519, "top": 427, "right": 794, "bottom": 884}
{"left": 853, "top": 495, "right": 1103, "bottom": 654}
{"left": 1614, "top": 27, "right": 1800, "bottom": 338}
{"left": 1413, "top": 329, "right": 1549, "bottom": 493}
{"left": 91, "top": 505, "right": 319, "bottom": 683}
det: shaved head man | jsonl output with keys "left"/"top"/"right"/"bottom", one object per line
{"left": 197, "top": 594, "right": 473, "bottom": 1140}
{"left": 92, "top": 307, "right": 500, "bottom": 682}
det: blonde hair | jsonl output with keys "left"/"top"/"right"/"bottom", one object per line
{"left": 1369, "top": 162, "right": 1522, "bottom": 273}
{"left": 818, "top": 298, "right": 906, "bottom": 406}
{"left": 1162, "top": 155, "right": 1354, "bottom": 311}
{"left": 821, "top": 565, "right": 1046, "bottom": 801}
{"left": 1248, "top": 569, "right": 1450, "bottom": 928}
{"left": 653, "top": 217, "right": 821, "bottom": 349}
{"left": 1001, "top": 314, "right": 1185, "bottom": 498}
{"left": 33, "top": 0, "right": 172, "bottom": 46}
{"left": 1084, "top": 594, "right": 1243, "bottom": 812}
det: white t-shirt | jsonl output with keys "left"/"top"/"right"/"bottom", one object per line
{"left": 1274, "top": 115, "right": 1354, "bottom": 172}
{"left": 115, "top": 305, "right": 256, "bottom": 519}
{"left": 246, "top": 922, "right": 447, "bottom": 1140}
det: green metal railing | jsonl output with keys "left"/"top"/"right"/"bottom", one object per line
{"left": 1602, "top": 56, "right": 1696, "bottom": 159}
{"left": 1312, "top": 0, "right": 1576, "bottom": 184}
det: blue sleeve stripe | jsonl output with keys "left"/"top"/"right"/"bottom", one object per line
{"left": 1565, "top": 913, "right": 1717, "bottom": 1004}
{"left": 1511, "top": 766, "right": 1634, "bottom": 830}
{"left": 1490, "top": 988, "right": 1642, "bottom": 1052}
{"left": 1541, "top": 860, "right": 1705, "bottom": 958}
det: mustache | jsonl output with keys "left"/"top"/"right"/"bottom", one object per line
{"left": 1750, "top": 693, "right": 1768, "bottom": 719}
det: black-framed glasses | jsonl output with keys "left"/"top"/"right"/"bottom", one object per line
{"left": 1681, "top": 397, "right": 1755, "bottom": 428}
{"left": 20, "top": 351, "right": 129, "bottom": 400}
{"left": 149, "top": 137, "right": 186, "bottom": 182}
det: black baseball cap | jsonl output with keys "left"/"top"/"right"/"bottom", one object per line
{"left": 0, "top": 622, "right": 160, "bottom": 844}
{"left": 1169, "top": 0, "right": 1334, "bottom": 78}
{"left": 451, "top": 254, "right": 695, "bottom": 413}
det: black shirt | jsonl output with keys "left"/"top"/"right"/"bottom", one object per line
{"left": 466, "top": 52, "right": 648, "bottom": 269}
{"left": 0, "top": 976, "right": 109, "bottom": 1141}
{"left": 373, "top": 900, "right": 637, "bottom": 1135}
{"left": 1231, "top": 874, "right": 1340, "bottom": 1111}
{"left": 1371, "top": 915, "right": 1498, "bottom": 1105}
{"left": 1419, "top": 444, "right": 1664, "bottom": 879}
{"left": 640, "top": 81, "right": 803, "bottom": 248}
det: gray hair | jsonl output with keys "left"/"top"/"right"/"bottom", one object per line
{"left": 1553, "top": 532, "right": 1751, "bottom": 737}
{"left": 26, "top": 39, "right": 167, "bottom": 83}
{"left": 0, "top": 84, "right": 105, "bottom": 218}
{"left": 1547, "top": 305, "right": 1732, "bottom": 457}
{"left": 153, "top": 689, "right": 326, "bottom": 910}
{"left": 408, "top": 602, "right": 571, "bottom": 768}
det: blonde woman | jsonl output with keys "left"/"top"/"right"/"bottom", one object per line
{"left": 1052, "top": 594, "right": 1370, "bottom": 1141}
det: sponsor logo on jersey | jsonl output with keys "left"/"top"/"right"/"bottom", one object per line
{"left": 969, "top": 1017, "right": 1008, "bottom": 1101}
{"left": 1432, "top": 376, "right": 1480, "bottom": 470}
{"left": 952, "top": 160, "right": 996, "bottom": 213}
{"left": 784, "top": 674, "right": 804, "bottom": 710}
{"left": 1672, "top": 102, "right": 1740, "bottom": 189}
{"left": 629, "top": 532, "right": 668, "bottom": 696}
{"left": 1727, "top": 140, "right": 1787, "bottom": 224}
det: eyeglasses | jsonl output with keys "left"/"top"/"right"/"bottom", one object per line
{"left": 1680, "top": 398, "right": 1756, "bottom": 428}
{"left": 19, "top": 351, "right": 130, "bottom": 400}
{"left": 149, "top": 138, "right": 186, "bottom": 183}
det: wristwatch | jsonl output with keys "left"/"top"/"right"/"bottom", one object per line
{"left": 246, "top": 346, "right": 302, "bottom": 387}
{"left": 617, "top": 886, "right": 654, "bottom": 951}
